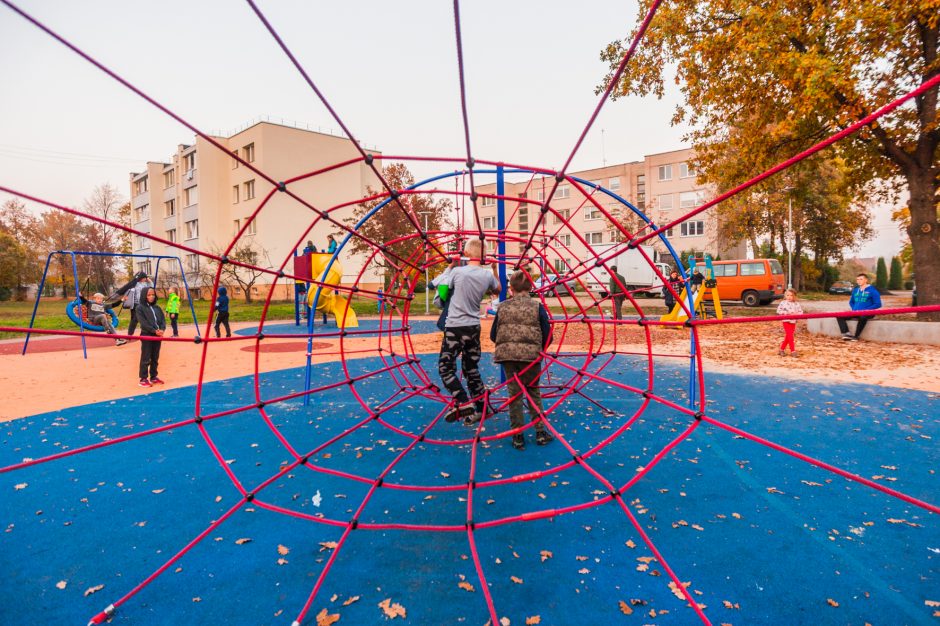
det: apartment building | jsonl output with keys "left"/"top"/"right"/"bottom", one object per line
{"left": 472, "top": 147, "right": 744, "bottom": 275}
{"left": 129, "top": 122, "right": 382, "bottom": 299}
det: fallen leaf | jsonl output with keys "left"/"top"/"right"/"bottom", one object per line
{"left": 192, "top": 597, "right": 201, "bottom": 602}
{"left": 55, "top": 581, "right": 67, "bottom": 590}
{"left": 14, "top": 483, "right": 27, "bottom": 491}
{"left": 926, "top": 600, "right": 940, "bottom": 607}
{"left": 525, "top": 616, "right": 541, "bottom": 625}
{"left": 316, "top": 607, "right": 340, "bottom": 626}
{"left": 151, "top": 489, "right": 165, "bottom": 494}
{"left": 618, "top": 600, "right": 633, "bottom": 615}
{"left": 84, "top": 584, "right": 104, "bottom": 597}
{"left": 276, "top": 558, "right": 288, "bottom": 566}
{"left": 827, "top": 598, "right": 839, "bottom": 607}
{"left": 378, "top": 598, "right": 406, "bottom": 619}
{"left": 540, "top": 550, "right": 552, "bottom": 562}
{"left": 578, "top": 568, "right": 590, "bottom": 574}
{"left": 511, "top": 576, "right": 523, "bottom": 584}
{"left": 625, "top": 540, "right": 636, "bottom": 549}
{"left": 319, "top": 541, "right": 338, "bottom": 552}
{"left": 458, "top": 581, "right": 475, "bottom": 592}
{"left": 277, "top": 545, "right": 290, "bottom": 555}
{"left": 235, "top": 538, "right": 252, "bottom": 545}
{"left": 342, "top": 596, "right": 360, "bottom": 606}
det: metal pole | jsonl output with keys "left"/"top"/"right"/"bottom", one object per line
{"left": 787, "top": 194, "right": 793, "bottom": 290}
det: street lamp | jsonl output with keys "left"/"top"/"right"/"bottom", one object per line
{"left": 418, "top": 211, "right": 432, "bottom": 314}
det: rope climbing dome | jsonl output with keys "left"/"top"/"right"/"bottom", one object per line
{"left": 0, "top": 1, "right": 938, "bottom": 625}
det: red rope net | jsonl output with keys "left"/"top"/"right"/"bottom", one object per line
{"left": 1, "top": 2, "right": 938, "bottom": 625}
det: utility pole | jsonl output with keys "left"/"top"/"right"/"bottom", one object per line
{"left": 418, "top": 211, "right": 431, "bottom": 314}
{"left": 787, "top": 193, "right": 793, "bottom": 290}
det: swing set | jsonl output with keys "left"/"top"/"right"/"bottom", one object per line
{"left": 22, "top": 251, "right": 200, "bottom": 359}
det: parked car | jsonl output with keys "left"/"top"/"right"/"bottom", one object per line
{"left": 532, "top": 275, "right": 576, "bottom": 298}
{"left": 828, "top": 281, "right": 854, "bottom": 295}
{"left": 706, "top": 258, "right": 786, "bottom": 306}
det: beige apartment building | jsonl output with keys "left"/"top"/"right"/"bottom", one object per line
{"left": 129, "top": 121, "right": 382, "bottom": 299}
{"left": 473, "top": 148, "right": 744, "bottom": 275}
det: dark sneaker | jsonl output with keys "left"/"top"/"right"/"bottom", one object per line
{"left": 138, "top": 378, "right": 152, "bottom": 388}
{"left": 511, "top": 434, "right": 525, "bottom": 450}
{"left": 841, "top": 333, "right": 852, "bottom": 340}
{"left": 790, "top": 351, "right": 798, "bottom": 358}
{"left": 848, "top": 336, "right": 859, "bottom": 341}
{"left": 463, "top": 412, "right": 482, "bottom": 426}
{"left": 150, "top": 377, "right": 165, "bottom": 385}
{"left": 115, "top": 339, "right": 128, "bottom": 346}
{"left": 444, "top": 404, "right": 475, "bottom": 423}
{"left": 778, "top": 349, "right": 786, "bottom": 356}
{"left": 536, "top": 430, "right": 554, "bottom": 446}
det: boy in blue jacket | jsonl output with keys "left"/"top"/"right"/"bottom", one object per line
{"left": 214, "top": 286, "right": 231, "bottom": 338}
{"left": 837, "top": 273, "right": 882, "bottom": 340}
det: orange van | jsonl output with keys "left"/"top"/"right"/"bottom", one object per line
{"left": 706, "top": 258, "right": 785, "bottom": 306}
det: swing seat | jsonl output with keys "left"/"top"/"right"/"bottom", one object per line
{"left": 65, "top": 298, "right": 121, "bottom": 332}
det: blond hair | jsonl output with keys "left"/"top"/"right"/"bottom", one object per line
{"left": 93, "top": 292, "right": 104, "bottom": 300}
{"left": 464, "top": 239, "right": 483, "bottom": 261}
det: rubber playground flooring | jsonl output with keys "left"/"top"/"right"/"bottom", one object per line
{"left": 2, "top": 356, "right": 937, "bottom": 625}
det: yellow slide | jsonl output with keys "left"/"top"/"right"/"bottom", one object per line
{"left": 306, "top": 253, "right": 358, "bottom": 328}
{"left": 660, "top": 285, "right": 723, "bottom": 323}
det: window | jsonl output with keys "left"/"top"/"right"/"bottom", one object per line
{"left": 657, "top": 194, "right": 674, "bottom": 210}
{"left": 664, "top": 227, "right": 674, "bottom": 237}
{"left": 233, "top": 219, "right": 241, "bottom": 234}
{"left": 185, "top": 253, "right": 200, "bottom": 273}
{"left": 553, "top": 208, "right": 570, "bottom": 225}
{"left": 553, "top": 258, "right": 567, "bottom": 273}
{"left": 184, "top": 186, "right": 198, "bottom": 206}
{"left": 536, "top": 189, "right": 544, "bottom": 201}
{"left": 183, "top": 151, "right": 196, "bottom": 172}
{"left": 679, "top": 191, "right": 704, "bottom": 209}
{"left": 557, "top": 234, "right": 572, "bottom": 247}
{"left": 518, "top": 206, "right": 529, "bottom": 234}
{"left": 134, "top": 204, "right": 150, "bottom": 223}
{"left": 584, "top": 206, "right": 602, "bottom": 220}
{"left": 679, "top": 162, "right": 696, "bottom": 179}
{"left": 245, "top": 219, "right": 257, "bottom": 235}
{"left": 243, "top": 143, "right": 255, "bottom": 163}
{"left": 740, "top": 262, "right": 767, "bottom": 276}
{"left": 609, "top": 177, "right": 621, "bottom": 191}
{"left": 135, "top": 235, "right": 150, "bottom": 250}
{"left": 485, "top": 240, "right": 497, "bottom": 253}
{"left": 658, "top": 164, "right": 673, "bottom": 181}
{"left": 164, "top": 199, "right": 175, "bottom": 217}
{"left": 712, "top": 264, "right": 738, "bottom": 277}
{"left": 480, "top": 195, "right": 496, "bottom": 207}
{"left": 164, "top": 170, "right": 175, "bottom": 188}
{"left": 244, "top": 179, "right": 255, "bottom": 200}
{"left": 680, "top": 221, "right": 704, "bottom": 237}
{"left": 231, "top": 149, "right": 239, "bottom": 168}
{"left": 483, "top": 216, "right": 497, "bottom": 229}
{"left": 185, "top": 219, "right": 199, "bottom": 240}
{"left": 137, "top": 260, "right": 152, "bottom": 276}
{"left": 556, "top": 185, "right": 570, "bottom": 199}
{"left": 134, "top": 177, "right": 148, "bottom": 195}
{"left": 586, "top": 232, "right": 604, "bottom": 245}
{"left": 166, "top": 228, "right": 177, "bottom": 243}
{"left": 232, "top": 185, "right": 240, "bottom": 203}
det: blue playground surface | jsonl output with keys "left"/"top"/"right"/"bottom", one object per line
{"left": 1, "top": 356, "right": 937, "bottom": 625}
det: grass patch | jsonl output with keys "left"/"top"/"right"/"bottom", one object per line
{"left": 0, "top": 297, "right": 384, "bottom": 339}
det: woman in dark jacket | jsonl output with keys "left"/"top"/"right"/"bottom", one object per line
{"left": 137, "top": 288, "right": 166, "bottom": 387}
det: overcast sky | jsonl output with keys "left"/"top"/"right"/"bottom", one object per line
{"left": 0, "top": 0, "right": 903, "bottom": 259}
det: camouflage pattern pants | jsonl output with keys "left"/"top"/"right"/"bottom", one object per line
{"left": 502, "top": 360, "right": 545, "bottom": 431}
{"left": 438, "top": 325, "right": 486, "bottom": 410}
